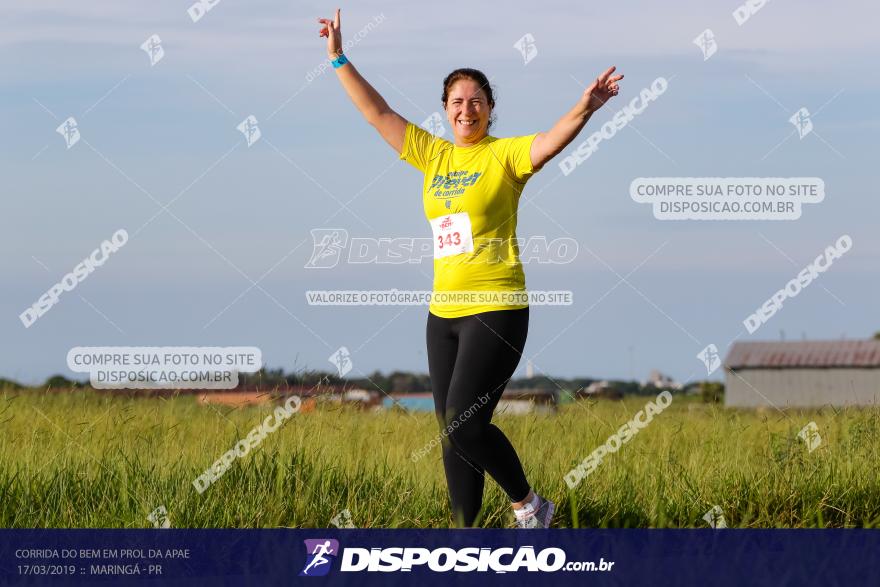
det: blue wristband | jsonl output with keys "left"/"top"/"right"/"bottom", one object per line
{"left": 331, "top": 54, "right": 349, "bottom": 69}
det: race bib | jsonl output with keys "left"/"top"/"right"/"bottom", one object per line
{"left": 430, "top": 212, "right": 474, "bottom": 259}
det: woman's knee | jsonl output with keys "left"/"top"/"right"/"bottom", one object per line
{"left": 445, "top": 416, "right": 485, "bottom": 453}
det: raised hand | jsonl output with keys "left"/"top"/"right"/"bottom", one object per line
{"left": 317, "top": 8, "right": 342, "bottom": 59}
{"left": 584, "top": 66, "right": 624, "bottom": 112}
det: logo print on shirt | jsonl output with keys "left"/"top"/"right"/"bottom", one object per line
{"left": 430, "top": 171, "right": 483, "bottom": 208}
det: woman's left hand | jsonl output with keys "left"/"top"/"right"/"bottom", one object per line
{"left": 584, "top": 66, "right": 623, "bottom": 112}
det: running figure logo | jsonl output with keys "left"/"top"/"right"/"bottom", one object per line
{"left": 692, "top": 29, "right": 717, "bottom": 61}
{"left": 789, "top": 107, "right": 813, "bottom": 139}
{"left": 702, "top": 505, "right": 727, "bottom": 529}
{"left": 696, "top": 344, "right": 721, "bottom": 376}
{"left": 237, "top": 115, "right": 261, "bottom": 147}
{"left": 300, "top": 539, "right": 339, "bottom": 577}
{"left": 147, "top": 505, "right": 171, "bottom": 529}
{"left": 306, "top": 229, "right": 349, "bottom": 269}
{"left": 421, "top": 112, "right": 446, "bottom": 138}
{"left": 328, "top": 346, "right": 353, "bottom": 377}
{"left": 140, "top": 34, "right": 164, "bottom": 66}
{"left": 56, "top": 117, "right": 80, "bottom": 149}
{"left": 798, "top": 421, "right": 822, "bottom": 453}
{"left": 513, "top": 33, "right": 537, "bottom": 65}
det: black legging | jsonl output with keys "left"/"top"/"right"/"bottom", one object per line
{"left": 426, "top": 307, "right": 531, "bottom": 527}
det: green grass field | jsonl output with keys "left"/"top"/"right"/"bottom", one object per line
{"left": 2, "top": 389, "right": 879, "bottom": 528}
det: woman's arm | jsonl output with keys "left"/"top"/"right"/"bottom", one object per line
{"left": 529, "top": 66, "right": 623, "bottom": 171}
{"left": 319, "top": 9, "right": 407, "bottom": 154}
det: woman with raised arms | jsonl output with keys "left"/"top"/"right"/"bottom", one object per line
{"left": 317, "top": 8, "right": 623, "bottom": 528}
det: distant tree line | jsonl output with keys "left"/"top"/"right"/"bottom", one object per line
{"left": 1, "top": 369, "right": 722, "bottom": 398}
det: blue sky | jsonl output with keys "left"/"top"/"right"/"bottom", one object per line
{"left": 2, "top": 0, "right": 878, "bottom": 386}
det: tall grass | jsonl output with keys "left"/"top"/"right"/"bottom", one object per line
{"left": 1, "top": 389, "right": 878, "bottom": 528}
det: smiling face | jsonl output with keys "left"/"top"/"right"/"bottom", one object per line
{"left": 443, "top": 78, "right": 493, "bottom": 146}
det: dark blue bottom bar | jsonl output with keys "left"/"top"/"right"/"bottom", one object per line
{"left": 1, "top": 529, "right": 876, "bottom": 586}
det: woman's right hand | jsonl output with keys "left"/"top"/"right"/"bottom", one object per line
{"left": 318, "top": 8, "right": 343, "bottom": 59}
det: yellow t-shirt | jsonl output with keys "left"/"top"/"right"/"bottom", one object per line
{"left": 399, "top": 121, "right": 540, "bottom": 318}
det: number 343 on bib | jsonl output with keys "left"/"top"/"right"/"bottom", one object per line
{"left": 430, "top": 212, "right": 474, "bottom": 259}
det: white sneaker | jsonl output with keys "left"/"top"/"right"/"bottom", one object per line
{"left": 513, "top": 494, "right": 555, "bottom": 529}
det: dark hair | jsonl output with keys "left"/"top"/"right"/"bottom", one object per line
{"left": 442, "top": 68, "right": 496, "bottom": 131}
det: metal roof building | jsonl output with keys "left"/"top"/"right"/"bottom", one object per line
{"left": 724, "top": 340, "right": 880, "bottom": 408}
